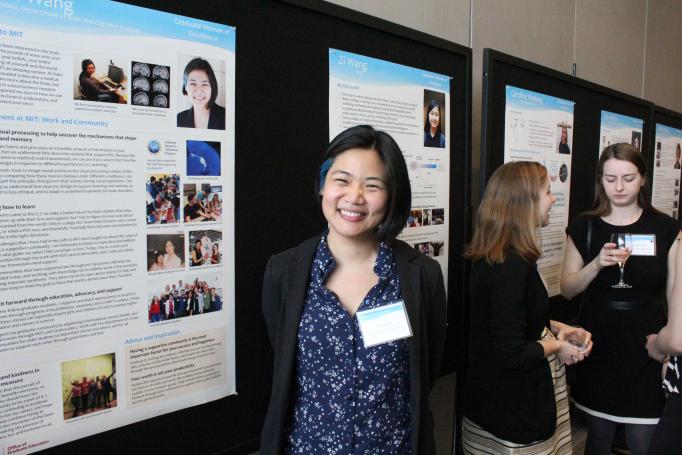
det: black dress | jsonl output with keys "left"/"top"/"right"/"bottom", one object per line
{"left": 566, "top": 209, "right": 680, "bottom": 421}
{"left": 463, "top": 253, "right": 560, "bottom": 445}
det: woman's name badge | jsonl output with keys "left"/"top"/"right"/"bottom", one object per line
{"left": 630, "top": 234, "right": 656, "bottom": 256}
{"left": 356, "top": 301, "right": 413, "bottom": 348}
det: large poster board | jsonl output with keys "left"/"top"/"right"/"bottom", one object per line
{"left": 503, "top": 85, "right": 574, "bottom": 297}
{"left": 652, "top": 123, "right": 682, "bottom": 217}
{"left": 329, "top": 49, "right": 451, "bottom": 285}
{"left": 599, "top": 110, "right": 644, "bottom": 155}
{"left": 0, "top": 1, "right": 235, "bottom": 453}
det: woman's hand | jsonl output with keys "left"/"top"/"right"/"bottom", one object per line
{"left": 556, "top": 340, "right": 586, "bottom": 365}
{"left": 592, "top": 242, "right": 619, "bottom": 270}
{"left": 662, "top": 358, "right": 670, "bottom": 380}
{"left": 557, "top": 325, "right": 593, "bottom": 357}
{"left": 646, "top": 334, "right": 668, "bottom": 362}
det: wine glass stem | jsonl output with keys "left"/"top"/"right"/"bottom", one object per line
{"left": 619, "top": 264, "right": 625, "bottom": 284}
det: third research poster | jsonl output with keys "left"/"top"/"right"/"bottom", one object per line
{"left": 504, "top": 85, "right": 575, "bottom": 297}
{"left": 0, "top": 1, "right": 235, "bottom": 453}
{"left": 329, "top": 49, "right": 451, "bottom": 286}
{"left": 652, "top": 123, "right": 682, "bottom": 218}
{"left": 599, "top": 111, "right": 644, "bottom": 155}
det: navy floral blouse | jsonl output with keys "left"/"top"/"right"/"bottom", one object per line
{"left": 286, "top": 234, "right": 411, "bottom": 454}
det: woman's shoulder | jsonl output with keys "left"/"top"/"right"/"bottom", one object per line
{"left": 267, "top": 236, "right": 320, "bottom": 268}
{"left": 390, "top": 238, "right": 437, "bottom": 268}
{"left": 644, "top": 207, "right": 679, "bottom": 226}
{"left": 472, "top": 251, "right": 532, "bottom": 277}
{"left": 176, "top": 108, "right": 192, "bottom": 126}
{"left": 211, "top": 103, "right": 226, "bottom": 114}
{"left": 643, "top": 208, "right": 681, "bottom": 239}
{"left": 566, "top": 213, "right": 593, "bottom": 236}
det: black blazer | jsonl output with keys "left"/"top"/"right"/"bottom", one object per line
{"left": 176, "top": 103, "right": 226, "bottom": 130}
{"left": 463, "top": 253, "right": 555, "bottom": 444}
{"left": 260, "top": 236, "right": 447, "bottom": 454}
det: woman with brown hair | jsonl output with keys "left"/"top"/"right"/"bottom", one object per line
{"left": 462, "top": 161, "right": 592, "bottom": 454}
{"left": 561, "top": 143, "right": 680, "bottom": 454}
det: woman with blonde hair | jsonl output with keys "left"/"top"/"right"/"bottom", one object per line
{"left": 462, "top": 161, "right": 592, "bottom": 454}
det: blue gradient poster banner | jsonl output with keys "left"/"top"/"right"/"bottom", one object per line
{"left": 0, "top": 1, "right": 235, "bottom": 453}
{"left": 329, "top": 49, "right": 451, "bottom": 286}
{"left": 504, "top": 85, "right": 575, "bottom": 296}
{"left": 652, "top": 124, "right": 682, "bottom": 218}
{"left": 599, "top": 110, "right": 644, "bottom": 155}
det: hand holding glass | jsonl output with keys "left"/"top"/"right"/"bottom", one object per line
{"left": 610, "top": 233, "right": 632, "bottom": 288}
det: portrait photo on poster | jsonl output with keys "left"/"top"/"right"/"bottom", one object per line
{"left": 423, "top": 89, "right": 446, "bottom": 148}
{"left": 556, "top": 123, "right": 572, "bottom": 155}
{"left": 177, "top": 54, "right": 226, "bottom": 130}
{"left": 631, "top": 131, "right": 641, "bottom": 152}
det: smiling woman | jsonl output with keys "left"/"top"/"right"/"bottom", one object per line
{"left": 177, "top": 57, "right": 225, "bottom": 130}
{"left": 260, "top": 125, "right": 447, "bottom": 455}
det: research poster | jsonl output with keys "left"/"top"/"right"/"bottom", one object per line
{"left": 0, "top": 1, "right": 236, "bottom": 453}
{"left": 329, "top": 49, "right": 451, "bottom": 285}
{"left": 599, "top": 111, "right": 644, "bottom": 155}
{"left": 504, "top": 85, "right": 574, "bottom": 296}
{"left": 652, "top": 123, "right": 682, "bottom": 218}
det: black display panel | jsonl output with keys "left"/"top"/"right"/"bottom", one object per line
{"left": 482, "top": 49, "right": 654, "bottom": 222}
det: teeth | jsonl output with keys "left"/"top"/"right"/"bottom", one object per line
{"left": 340, "top": 209, "right": 363, "bottom": 217}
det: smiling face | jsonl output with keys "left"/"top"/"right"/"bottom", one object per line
{"left": 428, "top": 105, "right": 440, "bottom": 131}
{"left": 321, "top": 148, "right": 388, "bottom": 243}
{"left": 185, "top": 69, "right": 211, "bottom": 110}
{"left": 601, "top": 158, "right": 644, "bottom": 208}
{"left": 537, "top": 177, "right": 556, "bottom": 227}
{"left": 165, "top": 240, "right": 175, "bottom": 255}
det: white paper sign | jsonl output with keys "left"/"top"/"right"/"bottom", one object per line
{"left": 356, "top": 301, "right": 413, "bottom": 348}
{"left": 631, "top": 234, "right": 656, "bottom": 256}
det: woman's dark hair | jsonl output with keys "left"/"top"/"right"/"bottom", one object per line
{"left": 316, "top": 125, "right": 411, "bottom": 242}
{"left": 424, "top": 100, "right": 442, "bottom": 136}
{"left": 79, "top": 59, "right": 95, "bottom": 80}
{"left": 586, "top": 143, "right": 654, "bottom": 217}
{"left": 182, "top": 57, "right": 218, "bottom": 108}
{"left": 81, "top": 59, "right": 94, "bottom": 72}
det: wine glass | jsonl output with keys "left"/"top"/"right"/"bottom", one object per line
{"left": 610, "top": 233, "right": 633, "bottom": 288}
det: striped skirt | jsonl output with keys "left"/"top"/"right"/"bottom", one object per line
{"left": 462, "top": 342, "right": 572, "bottom": 454}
